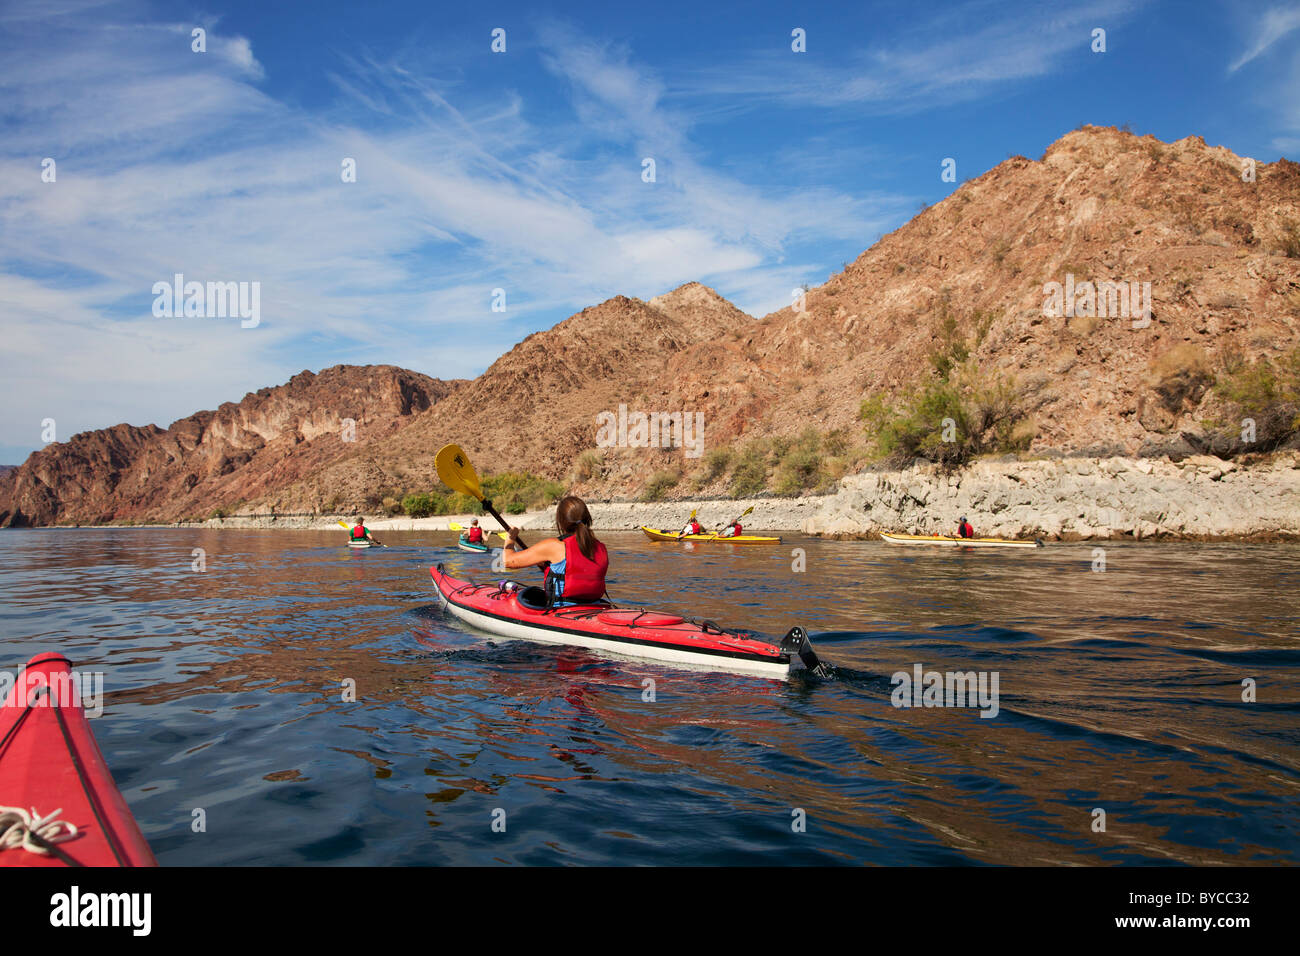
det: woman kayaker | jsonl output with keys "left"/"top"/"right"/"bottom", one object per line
{"left": 718, "top": 520, "right": 742, "bottom": 538}
{"left": 350, "top": 517, "right": 372, "bottom": 543}
{"left": 957, "top": 516, "right": 975, "bottom": 539}
{"left": 465, "top": 519, "right": 484, "bottom": 545}
{"left": 503, "top": 495, "right": 609, "bottom": 605}
{"left": 678, "top": 516, "right": 703, "bottom": 536}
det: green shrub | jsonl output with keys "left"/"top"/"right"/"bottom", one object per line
{"left": 822, "top": 427, "right": 849, "bottom": 457}
{"left": 861, "top": 307, "right": 1036, "bottom": 466}
{"left": 397, "top": 474, "right": 561, "bottom": 519}
{"left": 1146, "top": 344, "right": 1213, "bottom": 410}
{"left": 573, "top": 450, "right": 602, "bottom": 481}
{"left": 861, "top": 368, "right": 1038, "bottom": 466}
{"left": 928, "top": 307, "right": 971, "bottom": 381}
{"left": 402, "top": 493, "right": 437, "bottom": 518}
{"left": 1278, "top": 219, "right": 1300, "bottom": 259}
{"left": 642, "top": 471, "right": 679, "bottom": 502}
{"left": 729, "top": 442, "right": 769, "bottom": 497}
{"left": 700, "top": 448, "right": 732, "bottom": 483}
{"left": 481, "top": 473, "right": 565, "bottom": 513}
{"left": 445, "top": 491, "right": 482, "bottom": 514}
{"left": 773, "top": 447, "right": 823, "bottom": 495}
{"left": 1211, "top": 347, "right": 1300, "bottom": 450}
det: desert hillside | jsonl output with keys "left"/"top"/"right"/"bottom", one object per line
{"left": 4, "top": 125, "right": 1298, "bottom": 525}
{"left": 633, "top": 126, "right": 1299, "bottom": 459}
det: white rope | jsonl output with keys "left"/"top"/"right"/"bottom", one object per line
{"left": 0, "top": 805, "right": 78, "bottom": 855}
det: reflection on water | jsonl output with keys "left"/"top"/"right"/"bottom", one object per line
{"left": 0, "top": 528, "right": 1297, "bottom": 865}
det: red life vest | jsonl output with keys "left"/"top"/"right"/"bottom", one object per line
{"left": 467, "top": 526, "right": 483, "bottom": 543}
{"left": 546, "top": 534, "right": 608, "bottom": 602}
{"left": 351, "top": 524, "right": 367, "bottom": 540}
{"left": 689, "top": 521, "right": 702, "bottom": 534}
{"left": 733, "top": 523, "right": 742, "bottom": 536}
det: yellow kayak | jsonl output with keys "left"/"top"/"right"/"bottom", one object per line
{"left": 640, "top": 526, "right": 783, "bottom": 544}
{"left": 880, "top": 531, "right": 1044, "bottom": 549}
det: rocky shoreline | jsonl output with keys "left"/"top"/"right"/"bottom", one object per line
{"left": 32, "top": 453, "right": 1300, "bottom": 542}
{"left": 800, "top": 453, "right": 1300, "bottom": 541}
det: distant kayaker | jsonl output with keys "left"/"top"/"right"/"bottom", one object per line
{"left": 957, "top": 516, "right": 975, "bottom": 539}
{"left": 719, "top": 520, "right": 743, "bottom": 538}
{"left": 465, "top": 519, "right": 484, "bottom": 544}
{"left": 503, "top": 495, "right": 609, "bottom": 604}
{"left": 350, "top": 517, "right": 372, "bottom": 543}
{"left": 679, "top": 517, "right": 703, "bottom": 536}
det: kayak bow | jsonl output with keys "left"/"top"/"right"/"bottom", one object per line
{"left": 457, "top": 536, "right": 490, "bottom": 553}
{"left": 0, "top": 653, "right": 155, "bottom": 867}
{"left": 430, "top": 566, "right": 824, "bottom": 679}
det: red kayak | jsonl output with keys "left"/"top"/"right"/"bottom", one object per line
{"left": 430, "top": 565, "right": 825, "bottom": 680}
{"left": 0, "top": 653, "right": 155, "bottom": 867}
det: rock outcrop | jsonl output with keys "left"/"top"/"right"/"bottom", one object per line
{"left": 0, "top": 366, "right": 460, "bottom": 525}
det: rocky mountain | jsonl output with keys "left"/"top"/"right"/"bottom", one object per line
{"left": 5, "top": 126, "right": 1299, "bottom": 524}
{"left": 632, "top": 126, "right": 1300, "bottom": 461}
{"left": 254, "top": 284, "right": 755, "bottom": 512}
{"left": 0, "top": 366, "right": 460, "bottom": 525}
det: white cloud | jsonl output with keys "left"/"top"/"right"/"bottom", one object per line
{"left": 1228, "top": 4, "right": 1300, "bottom": 72}
{"left": 0, "top": 7, "right": 911, "bottom": 461}
{"left": 672, "top": 0, "right": 1140, "bottom": 113}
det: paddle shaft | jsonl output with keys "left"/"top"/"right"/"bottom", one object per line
{"left": 482, "top": 499, "right": 526, "bottom": 549}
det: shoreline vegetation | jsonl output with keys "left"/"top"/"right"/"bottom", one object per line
{"left": 27, "top": 451, "right": 1299, "bottom": 542}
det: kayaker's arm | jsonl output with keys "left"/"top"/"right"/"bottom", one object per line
{"left": 502, "top": 533, "right": 564, "bottom": 569}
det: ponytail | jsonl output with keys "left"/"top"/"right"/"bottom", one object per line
{"left": 555, "top": 495, "right": 599, "bottom": 561}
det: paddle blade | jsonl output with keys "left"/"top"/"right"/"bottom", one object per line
{"left": 435, "top": 444, "right": 483, "bottom": 500}
{"left": 336, "top": 519, "right": 351, "bottom": 530}
{"left": 448, "top": 522, "right": 464, "bottom": 531}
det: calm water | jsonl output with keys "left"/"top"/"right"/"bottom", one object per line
{"left": 1, "top": 528, "right": 1297, "bottom": 865}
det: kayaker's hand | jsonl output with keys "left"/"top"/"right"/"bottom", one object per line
{"left": 506, "top": 527, "right": 521, "bottom": 548}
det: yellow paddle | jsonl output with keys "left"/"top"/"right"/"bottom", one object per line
{"left": 435, "top": 444, "right": 527, "bottom": 549}
{"left": 711, "top": 505, "right": 754, "bottom": 541}
{"left": 336, "top": 518, "right": 385, "bottom": 547}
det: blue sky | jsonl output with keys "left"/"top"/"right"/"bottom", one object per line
{"left": 2, "top": 0, "right": 1298, "bottom": 464}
